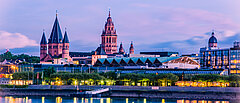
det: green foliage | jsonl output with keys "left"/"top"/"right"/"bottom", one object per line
{"left": 228, "top": 75, "right": 240, "bottom": 83}
{"left": 12, "top": 72, "right": 33, "bottom": 80}
{"left": 0, "top": 52, "right": 40, "bottom": 63}
{"left": 43, "top": 67, "right": 56, "bottom": 79}
{"left": 191, "top": 74, "right": 228, "bottom": 82}
{"left": 50, "top": 73, "right": 106, "bottom": 81}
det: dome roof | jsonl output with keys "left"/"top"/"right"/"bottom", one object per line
{"left": 208, "top": 32, "right": 217, "bottom": 43}
{"left": 209, "top": 36, "right": 217, "bottom": 43}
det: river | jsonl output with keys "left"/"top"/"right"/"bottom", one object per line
{"left": 0, "top": 96, "right": 231, "bottom": 103}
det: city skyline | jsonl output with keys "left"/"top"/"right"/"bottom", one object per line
{"left": 0, "top": 0, "right": 240, "bottom": 56}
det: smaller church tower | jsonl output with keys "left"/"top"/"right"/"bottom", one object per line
{"left": 40, "top": 31, "right": 47, "bottom": 60}
{"left": 208, "top": 31, "right": 217, "bottom": 48}
{"left": 119, "top": 42, "right": 125, "bottom": 54}
{"left": 129, "top": 41, "right": 134, "bottom": 54}
{"left": 62, "top": 30, "right": 70, "bottom": 61}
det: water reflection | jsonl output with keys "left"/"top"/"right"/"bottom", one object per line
{"left": 0, "top": 96, "right": 231, "bottom": 103}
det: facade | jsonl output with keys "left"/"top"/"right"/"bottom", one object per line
{"left": 101, "top": 10, "right": 118, "bottom": 54}
{"left": 94, "top": 56, "right": 199, "bottom": 69}
{"left": 200, "top": 32, "right": 240, "bottom": 74}
{"left": 163, "top": 56, "right": 199, "bottom": 69}
{"left": 40, "top": 14, "right": 72, "bottom": 64}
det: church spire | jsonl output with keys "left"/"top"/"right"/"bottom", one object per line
{"left": 119, "top": 42, "right": 125, "bottom": 54}
{"left": 108, "top": 9, "right": 111, "bottom": 17}
{"left": 63, "top": 28, "right": 70, "bottom": 43}
{"left": 40, "top": 30, "right": 47, "bottom": 44}
{"left": 129, "top": 41, "right": 134, "bottom": 54}
{"left": 49, "top": 12, "right": 63, "bottom": 43}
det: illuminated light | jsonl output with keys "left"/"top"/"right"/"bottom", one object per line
{"left": 126, "top": 98, "right": 128, "bottom": 103}
{"left": 42, "top": 97, "right": 45, "bottom": 103}
{"left": 144, "top": 98, "right": 146, "bottom": 103}
{"left": 100, "top": 98, "right": 103, "bottom": 103}
{"left": 81, "top": 98, "right": 84, "bottom": 103}
{"left": 74, "top": 80, "right": 77, "bottom": 86}
{"left": 74, "top": 97, "right": 77, "bottom": 103}
{"left": 107, "top": 98, "right": 111, "bottom": 103}
{"left": 90, "top": 98, "right": 93, "bottom": 103}
{"left": 162, "top": 99, "right": 165, "bottom": 103}
{"left": 26, "top": 97, "right": 28, "bottom": 103}
{"left": 56, "top": 97, "right": 62, "bottom": 103}
{"left": 85, "top": 98, "right": 88, "bottom": 103}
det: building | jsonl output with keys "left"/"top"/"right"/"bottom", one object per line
{"left": 119, "top": 42, "right": 125, "bottom": 54}
{"left": 129, "top": 41, "right": 134, "bottom": 54}
{"left": 181, "top": 54, "right": 200, "bottom": 63}
{"left": 100, "top": 10, "right": 118, "bottom": 54}
{"left": 140, "top": 51, "right": 179, "bottom": 57}
{"left": 40, "top": 13, "right": 72, "bottom": 64}
{"left": 200, "top": 31, "right": 240, "bottom": 74}
{"left": 94, "top": 56, "right": 199, "bottom": 69}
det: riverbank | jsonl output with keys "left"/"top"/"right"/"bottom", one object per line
{"left": 0, "top": 85, "right": 239, "bottom": 100}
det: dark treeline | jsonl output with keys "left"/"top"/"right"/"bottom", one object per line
{"left": 0, "top": 51, "right": 40, "bottom": 63}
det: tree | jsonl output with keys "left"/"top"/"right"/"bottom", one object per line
{"left": 12, "top": 72, "right": 33, "bottom": 80}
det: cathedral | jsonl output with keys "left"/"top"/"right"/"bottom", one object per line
{"left": 40, "top": 13, "right": 72, "bottom": 64}
{"left": 99, "top": 10, "right": 134, "bottom": 55}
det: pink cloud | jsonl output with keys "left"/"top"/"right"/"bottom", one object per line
{"left": 0, "top": 31, "right": 38, "bottom": 50}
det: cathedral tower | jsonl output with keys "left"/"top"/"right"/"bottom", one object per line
{"left": 48, "top": 13, "right": 63, "bottom": 56}
{"left": 101, "top": 10, "right": 118, "bottom": 54}
{"left": 40, "top": 31, "right": 47, "bottom": 60}
{"left": 62, "top": 30, "right": 70, "bottom": 61}
{"left": 129, "top": 41, "right": 134, "bottom": 54}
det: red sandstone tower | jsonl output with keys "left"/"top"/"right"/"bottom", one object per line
{"left": 40, "top": 13, "right": 71, "bottom": 63}
{"left": 62, "top": 30, "right": 70, "bottom": 61}
{"left": 40, "top": 31, "right": 47, "bottom": 60}
{"left": 129, "top": 41, "right": 134, "bottom": 54}
{"left": 101, "top": 10, "right": 118, "bottom": 54}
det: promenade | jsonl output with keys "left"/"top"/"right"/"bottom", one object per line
{"left": 0, "top": 85, "right": 239, "bottom": 100}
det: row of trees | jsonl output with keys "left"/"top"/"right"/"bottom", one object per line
{"left": 12, "top": 69, "right": 240, "bottom": 87}
{"left": 0, "top": 51, "right": 40, "bottom": 63}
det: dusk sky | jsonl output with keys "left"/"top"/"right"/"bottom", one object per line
{"left": 1, "top": 0, "right": 240, "bottom": 56}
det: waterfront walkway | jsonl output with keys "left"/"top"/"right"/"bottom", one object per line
{"left": 24, "top": 85, "right": 240, "bottom": 93}
{"left": 0, "top": 85, "right": 239, "bottom": 100}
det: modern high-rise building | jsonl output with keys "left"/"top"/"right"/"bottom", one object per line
{"left": 40, "top": 13, "right": 72, "bottom": 64}
{"left": 100, "top": 10, "right": 118, "bottom": 54}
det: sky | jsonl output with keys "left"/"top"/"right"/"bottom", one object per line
{"left": 0, "top": 0, "right": 240, "bottom": 56}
